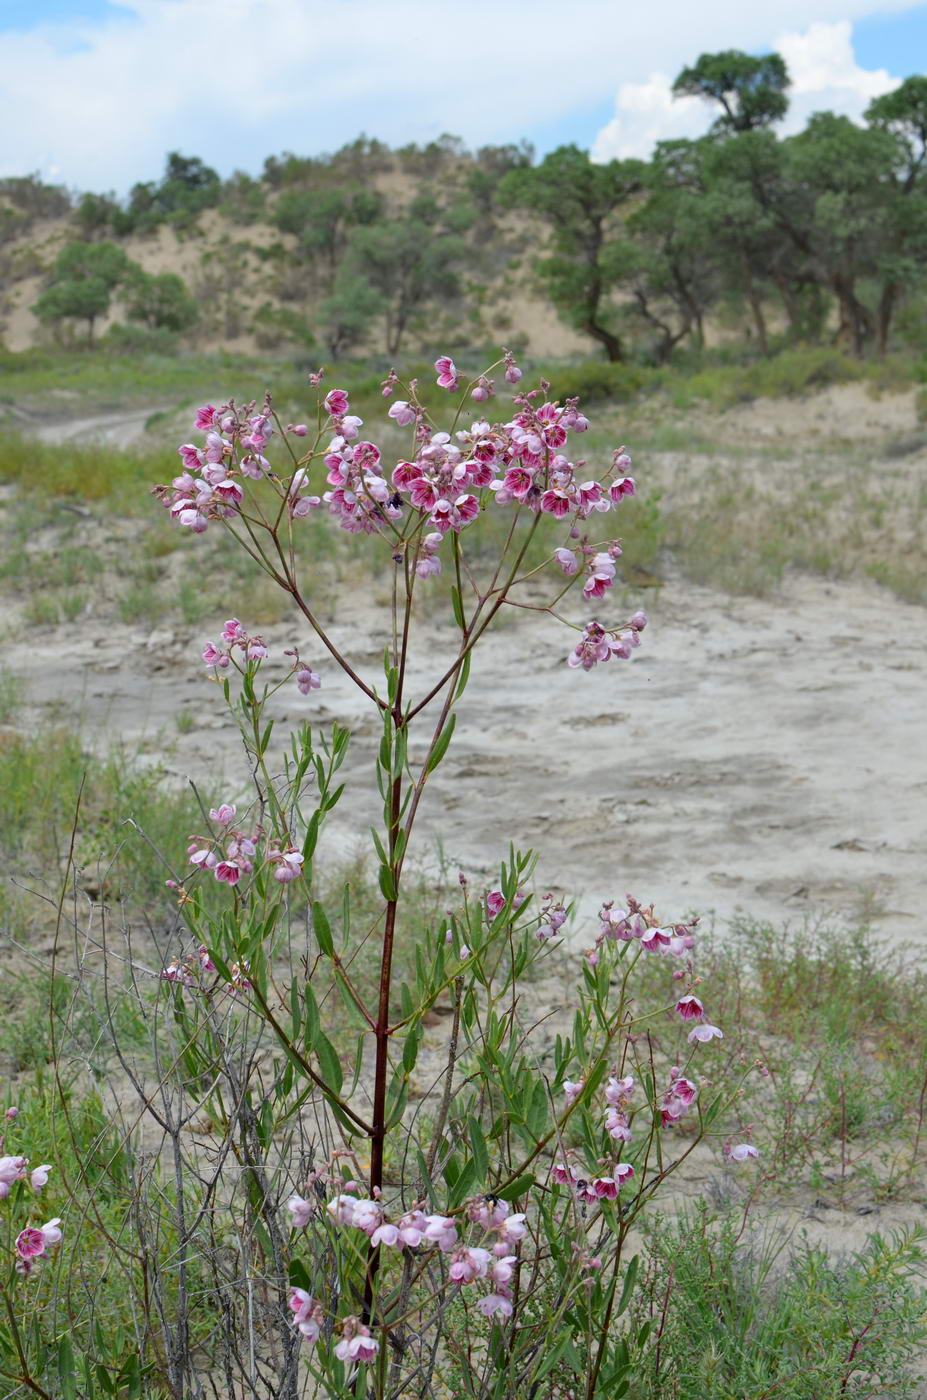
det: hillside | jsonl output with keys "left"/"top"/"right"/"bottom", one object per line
{"left": 0, "top": 148, "right": 591, "bottom": 359}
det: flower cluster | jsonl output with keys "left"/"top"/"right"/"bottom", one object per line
{"left": 567, "top": 610, "right": 647, "bottom": 672}
{"left": 159, "top": 942, "right": 251, "bottom": 993}
{"left": 183, "top": 801, "right": 304, "bottom": 890}
{"left": 0, "top": 1118, "right": 61, "bottom": 1277}
{"left": 286, "top": 1187, "right": 527, "bottom": 1327}
{"left": 554, "top": 1073, "right": 638, "bottom": 1201}
{"left": 588, "top": 895, "right": 698, "bottom": 965}
{"left": 153, "top": 356, "right": 648, "bottom": 673}
{"left": 201, "top": 620, "right": 321, "bottom": 697}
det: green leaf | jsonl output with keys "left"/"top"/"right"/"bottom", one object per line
{"left": 289, "top": 1258, "right": 313, "bottom": 1290}
{"left": 58, "top": 1337, "right": 77, "bottom": 1400}
{"left": 496, "top": 1172, "right": 535, "bottom": 1201}
{"left": 617, "top": 1254, "right": 639, "bottom": 1317}
{"left": 316, "top": 1032, "right": 343, "bottom": 1094}
{"left": 259, "top": 718, "right": 274, "bottom": 756}
{"left": 378, "top": 864, "right": 397, "bottom": 901}
{"left": 313, "top": 901, "right": 334, "bottom": 957}
{"left": 402, "top": 1025, "right": 422, "bottom": 1074}
{"left": 451, "top": 584, "right": 465, "bottom": 628}
{"left": 427, "top": 712, "right": 456, "bottom": 774}
{"left": 303, "top": 987, "right": 320, "bottom": 1051}
{"left": 526, "top": 1078, "right": 549, "bottom": 1138}
{"left": 466, "top": 1117, "right": 489, "bottom": 1182}
{"left": 454, "top": 650, "right": 471, "bottom": 701}
{"left": 303, "top": 812, "right": 320, "bottom": 861}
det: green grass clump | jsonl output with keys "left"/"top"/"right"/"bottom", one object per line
{"left": 669, "top": 347, "right": 866, "bottom": 411}
{"left": 0, "top": 431, "right": 169, "bottom": 507}
{"left": 630, "top": 1204, "right": 927, "bottom": 1399}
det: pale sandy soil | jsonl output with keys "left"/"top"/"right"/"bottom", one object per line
{"left": 4, "top": 385, "right": 925, "bottom": 945}
{"left": 7, "top": 566, "right": 924, "bottom": 947}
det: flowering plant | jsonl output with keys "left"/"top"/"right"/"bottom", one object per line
{"left": 144, "top": 353, "right": 758, "bottom": 1397}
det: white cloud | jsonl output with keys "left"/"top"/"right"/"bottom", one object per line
{"left": 0, "top": 0, "right": 916, "bottom": 190}
{"left": 591, "top": 16, "right": 902, "bottom": 162}
{"left": 776, "top": 19, "right": 898, "bottom": 129}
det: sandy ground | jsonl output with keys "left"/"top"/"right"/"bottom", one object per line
{"left": 6, "top": 461, "right": 925, "bottom": 948}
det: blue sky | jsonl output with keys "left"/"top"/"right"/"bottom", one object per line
{"left": 0, "top": 0, "right": 924, "bottom": 191}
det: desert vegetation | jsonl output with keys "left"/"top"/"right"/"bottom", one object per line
{"left": 0, "top": 43, "right": 926, "bottom": 1400}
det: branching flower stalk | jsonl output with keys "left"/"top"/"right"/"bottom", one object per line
{"left": 145, "top": 352, "right": 762, "bottom": 1397}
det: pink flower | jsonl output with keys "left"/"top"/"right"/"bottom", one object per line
{"left": 604, "top": 1075, "right": 634, "bottom": 1106}
{"left": 477, "top": 1291, "right": 514, "bottom": 1318}
{"left": 675, "top": 994, "right": 704, "bottom": 1021}
{"left": 30, "top": 1165, "right": 51, "bottom": 1192}
{"left": 15, "top": 1219, "right": 61, "bottom": 1264}
{"left": 613, "top": 1162, "right": 635, "bottom": 1186}
{"left": 202, "top": 642, "right": 228, "bottom": 668}
{"left": 423, "top": 1214, "right": 458, "bottom": 1251}
{"left": 287, "top": 1193, "right": 314, "bottom": 1228}
{"left": 498, "top": 1213, "right": 527, "bottom": 1243}
{"left": 272, "top": 851, "right": 304, "bottom": 884}
{"left": 490, "top": 1255, "right": 517, "bottom": 1287}
{"left": 350, "top": 1198, "right": 383, "bottom": 1236}
{"left": 214, "top": 861, "right": 242, "bottom": 885}
{"left": 563, "top": 1079, "right": 584, "bottom": 1107}
{"left": 609, "top": 476, "right": 636, "bottom": 502}
{"left": 209, "top": 804, "right": 237, "bottom": 825}
{"left": 688, "top": 1023, "right": 723, "bottom": 1044}
{"left": 325, "top": 389, "right": 350, "bottom": 417}
{"left": 449, "top": 1246, "right": 491, "bottom": 1284}
{"left": 289, "top": 1289, "right": 323, "bottom": 1344}
{"left": 0, "top": 1155, "right": 27, "bottom": 1197}
{"left": 335, "top": 1319, "right": 379, "bottom": 1364}
{"left": 540, "top": 488, "right": 571, "bottom": 517}
{"left": 5, "top": 1107, "right": 18, "bottom": 1121}
{"left": 327, "top": 1193, "right": 358, "bottom": 1226}
{"left": 388, "top": 400, "right": 416, "bottom": 426}
{"left": 194, "top": 404, "right": 217, "bottom": 429}
{"left": 370, "top": 1222, "right": 401, "bottom": 1248}
{"left": 395, "top": 1210, "right": 428, "bottom": 1248}
{"left": 725, "top": 1143, "right": 760, "bottom": 1162}
{"left": 435, "top": 356, "right": 459, "bottom": 391}
{"left": 553, "top": 547, "right": 579, "bottom": 574}
{"left": 296, "top": 667, "right": 321, "bottom": 695}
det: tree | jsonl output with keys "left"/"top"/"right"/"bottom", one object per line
{"left": 672, "top": 50, "right": 790, "bottom": 134}
{"left": 343, "top": 218, "right": 467, "bottom": 355}
{"left": 74, "top": 191, "right": 120, "bottom": 241}
{"left": 866, "top": 77, "right": 927, "bottom": 350}
{"left": 125, "top": 151, "right": 221, "bottom": 231}
{"left": 34, "top": 240, "right": 131, "bottom": 345}
{"left": 623, "top": 143, "right": 721, "bottom": 363}
{"left": 317, "top": 271, "right": 386, "bottom": 358}
{"left": 784, "top": 113, "right": 900, "bottom": 354}
{"left": 503, "top": 146, "right": 644, "bottom": 360}
{"left": 273, "top": 187, "right": 384, "bottom": 282}
{"left": 124, "top": 269, "right": 198, "bottom": 332}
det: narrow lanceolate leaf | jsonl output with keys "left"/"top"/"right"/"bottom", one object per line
{"left": 496, "top": 1172, "right": 535, "bottom": 1201}
{"left": 451, "top": 585, "right": 465, "bottom": 629}
{"left": 316, "top": 1032, "right": 343, "bottom": 1094}
{"left": 427, "top": 713, "right": 456, "bottom": 774}
{"left": 454, "top": 650, "right": 472, "bottom": 701}
{"left": 312, "top": 901, "right": 334, "bottom": 957}
{"left": 378, "top": 864, "right": 397, "bottom": 901}
{"left": 617, "top": 1254, "right": 639, "bottom": 1316}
